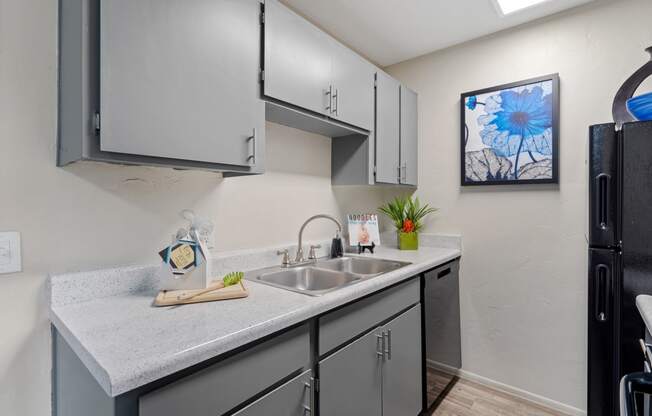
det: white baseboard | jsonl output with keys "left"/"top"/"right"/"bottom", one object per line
{"left": 426, "top": 360, "right": 586, "bottom": 416}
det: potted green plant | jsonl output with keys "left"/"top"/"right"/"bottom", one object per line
{"left": 378, "top": 196, "right": 437, "bottom": 250}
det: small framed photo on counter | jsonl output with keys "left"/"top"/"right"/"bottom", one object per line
{"left": 347, "top": 214, "right": 380, "bottom": 247}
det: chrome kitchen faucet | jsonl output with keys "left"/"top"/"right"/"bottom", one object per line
{"left": 277, "top": 214, "right": 343, "bottom": 267}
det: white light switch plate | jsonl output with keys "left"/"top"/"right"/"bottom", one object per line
{"left": 0, "top": 232, "right": 22, "bottom": 274}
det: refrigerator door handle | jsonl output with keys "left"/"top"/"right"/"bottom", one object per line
{"left": 595, "top": 263, "right": 611, "bottom": 322}
{"left": 595, "top": 173, "right": 611, "bottom": 231}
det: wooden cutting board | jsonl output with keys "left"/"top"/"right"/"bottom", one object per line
{"left": 154, "top": 281, "right": 248, "bottom": 307}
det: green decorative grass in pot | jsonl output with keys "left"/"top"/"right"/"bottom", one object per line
{"left": 379, "top": 196, "right": 437, "bottom": 250}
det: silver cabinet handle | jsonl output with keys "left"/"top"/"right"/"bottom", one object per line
{"left": 401, "top": 163, "right": 407, "bottom": 183}
{"left": 384, "top": 330, "right": 392, "bottom": 360}
{"left": 376, "top": 333, "right": 385, "bottom": 358}
{"left": 325, "top": 85, "right": 332, "bottom": 112}
{"left": 303, "top": 377, "right": 315, "bottom": 413}
{"left": 332, "top": 88, "right": 339, "bottom": 116}
{"left": 247, "top": 128, "right": 256, "bottom": 166}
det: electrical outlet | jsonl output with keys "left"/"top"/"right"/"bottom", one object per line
{"left": 0, "top": 232, "right": 22, "bottom": 274}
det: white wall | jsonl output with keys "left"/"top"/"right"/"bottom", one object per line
{"left": 0, "top": 1, "right": 396, "bottom": 414}
{"left": 386, "top": 0, "right": 652, "bottom": 411}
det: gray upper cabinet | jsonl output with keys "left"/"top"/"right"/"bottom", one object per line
{"left": 263, "top": 0, "right": 374, "bottom": 132}
{"left": 319, "top": 329, "right": 383, "bottom": 416}
{"left": 329, "top": 39, "right": 375, "bottom": 130}
{"left": 100, "top": 0, "right": 263, "bottom": 167}
{"left": 400, "top": 86, "right": 418, "bottom": 186}
{"left": 375, "top": 71, "right": 401, "bottom": 184}
{"left": 264, "top": 0, "right": 332, "bottom": 116}
{"left": 58, "top": 0, "right": 265, "bottom": 175}
{"left": 332, "top": 71, "right": 419, "bottom": 187}
{"left": 382, "top": 304, "right": 423, "bottom": 416}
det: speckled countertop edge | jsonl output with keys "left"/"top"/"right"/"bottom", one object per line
{"left": 50, "top": 244, "right": 461, "bottom": 397}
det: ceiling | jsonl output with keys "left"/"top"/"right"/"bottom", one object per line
{"left": 279, "top": 0, "right": 596, "bottom": 67}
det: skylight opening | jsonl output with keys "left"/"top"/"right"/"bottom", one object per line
{"left": 494, "top": 0, "right": 551, "bottom": 15}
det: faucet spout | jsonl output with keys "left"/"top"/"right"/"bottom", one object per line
{"left": 296, "top": 214, "right": 342, "bottom": 263}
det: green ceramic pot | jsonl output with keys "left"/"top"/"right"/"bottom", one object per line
{"left": 398, "top": 232, "right": 419, "bottom": 250}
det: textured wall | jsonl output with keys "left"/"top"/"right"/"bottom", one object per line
{"left": 386, "top": 0, "right": 652, "bottom": 411}
{"left": 0, "top": 1, "right": 394, "bottom": 414}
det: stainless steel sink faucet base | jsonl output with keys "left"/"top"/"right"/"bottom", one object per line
{"left": 294, "top": 214, "right": 342, "bottom": 264}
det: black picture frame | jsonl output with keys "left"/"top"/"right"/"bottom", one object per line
{"left": 460, "top": 73, "right": 560, "bottom": 186}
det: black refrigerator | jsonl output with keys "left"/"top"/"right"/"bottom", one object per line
{"left": 588, "top": 121, "right": 652, "bottom": 416}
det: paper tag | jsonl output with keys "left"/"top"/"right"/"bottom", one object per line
{"left": 169, "top": 244, "right": 195, "bottom": 269}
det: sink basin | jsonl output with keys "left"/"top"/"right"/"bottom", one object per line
{"left": 315, "top": 256, "right": 410, "bottom": 276}
{"left": 253, "top": 267, "right": 361, "bottom": 296}
{"left": 247, "top": 256, "right": 411, "bottom": 296}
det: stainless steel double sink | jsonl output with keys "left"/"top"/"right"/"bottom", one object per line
{"left": 246, "top": 256, "right": 411, "bottom": 296}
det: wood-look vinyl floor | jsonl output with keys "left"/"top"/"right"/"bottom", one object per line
{"left": 427, "top": 369, "right": 567, "bottom": 416}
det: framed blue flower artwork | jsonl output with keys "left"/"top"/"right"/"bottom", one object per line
{"left": 461, "top": 74, "right": 560, "bottom": 186}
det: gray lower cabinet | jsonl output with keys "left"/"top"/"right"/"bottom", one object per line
{"left": 233, "top": 370, "right": 313, "bottom": 416}
{"left": 382, "top": 304, "right": 423, "bottom": 416}
{"left": 319, "top": 329, "right": 384, "bottom": 416}
{"left": 319, "top": 278, "right": 420, "bottom": 355}
{"left": 400, "top": 86, "right": 418, "bottom": 186}
{"left": 320, "top": 303, "right": 423, "bottom": 416}
{"left": 138, "top": 325, "right": 310, "bottom": 416}
{"left": 58, "top": 0, "right": 265, "bottom": 175}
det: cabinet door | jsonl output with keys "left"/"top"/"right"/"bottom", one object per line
{"left": 233, "top": 370, "right": 313, "bottom": 416}
{"left": 264, "top": 0, "right": 331, "bottom": 116}
{"left": 330, "top": 40, "right": 375, "bottom": 130}
{"left": 382, "top": 304, "right": 423, "bottom": 416}
{"left": 375, "top": 71, "right": 401, "bottom": 184}
{"left": 100, "top": 0, "right": 263, "bottom": 167}
{"left": 319, "top": 329, "right": 383, "bottom": 416}
{"left": 400, "top": 86, "right": 418, "bottom": 186}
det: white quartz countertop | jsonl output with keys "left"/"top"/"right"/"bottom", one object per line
{"left": 637, "top": 295, "right": 652, "bottom": 334}
{"left": 50, "top": 245, "right": 460, "bottom": 397}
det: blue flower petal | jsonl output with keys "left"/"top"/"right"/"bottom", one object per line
{"left": 466, "top": 96, "right": 478, "bottom": 110}
{"left": 479, "top": 84, "right": 553, "bottom": 157}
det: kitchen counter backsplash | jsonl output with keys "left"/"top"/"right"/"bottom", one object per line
{"left": 380, "top": 231, "right": 462, "bottom": 250}
{"left": 49, "top": 233, "right": 461, "bottom": 308}
{"left": 48, "top": 239, "right": 333, "bottom": 308}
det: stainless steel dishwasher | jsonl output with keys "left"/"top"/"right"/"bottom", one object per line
{"left": 423, "top": 258, "right": 462, "bottom": 412}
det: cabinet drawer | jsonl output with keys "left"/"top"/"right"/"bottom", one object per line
{"left": 233, "top": 370, "right": 313, "bottom": 416}
{"left": 139, "top": 324, "right": 310, "bottom": 416}
{"left": 319, "top": 278, "right": 419, "bottom": 355}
